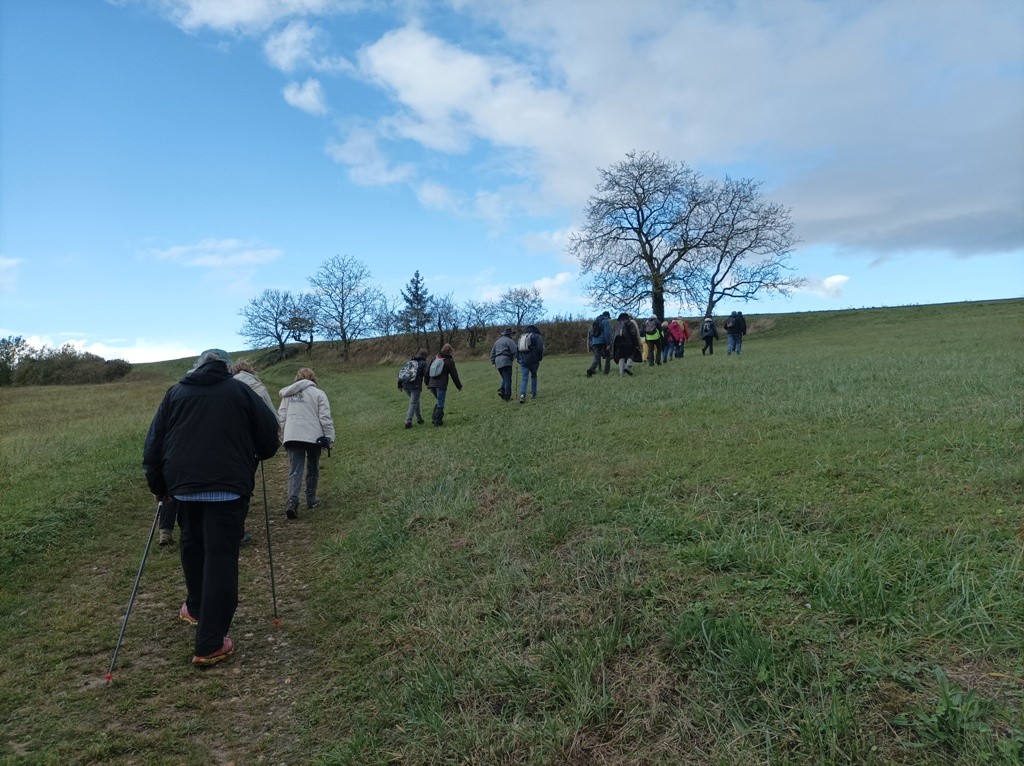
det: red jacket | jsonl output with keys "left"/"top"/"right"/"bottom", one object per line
{"left": 668, "top": 320, "right": 689, "bottom": 342}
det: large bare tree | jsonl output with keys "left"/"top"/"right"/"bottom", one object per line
{"left": 238, "top": 288, "right": 296, "bottom": 358}
{"left": 570, "top": 150, "right": 799, "bottom": 319}
{"left": 308, "top": 255, "right": 382, "bottom": 361}
{"left": 688, "top": 176, "right": 802, "bottom": 317}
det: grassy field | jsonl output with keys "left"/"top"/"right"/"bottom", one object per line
{"left": 1, "top": 300, "right": 1022, "bottom": 765}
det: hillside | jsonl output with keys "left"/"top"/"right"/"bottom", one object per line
{"left": 1, "top": 299, "right": 1022, "bottom": 765}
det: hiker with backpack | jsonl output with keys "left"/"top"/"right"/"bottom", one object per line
{"left": 517, "top": 324, "right": 544, "bottom": 403}
{"left": 585, "top": 311, "right": 613, "bottom": 377}
{"left": 397, "top": 348, "right": 429, "bottom": 428}
{"left": 426, "top": 343, "right": 463, "bottom": 425}
{"left": 278, "top": 368, "right": 335, "bottom": 519}
{"left": 725, "top": 311, "right": 748, "bottom": 355}
{"left": 700, "top": 315, "right": 719, "bottom": 355}
{"left": 490, "top": 329, "right": 518, "bottom": 401}
{"left": 612, "top": 312, "right": 642, "bottom": 376}
{"left": 643, "top": 316, "right": 664, "bottom": 366}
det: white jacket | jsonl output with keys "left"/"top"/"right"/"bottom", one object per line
{"left": 233, "top": 371, "right": 275, "bottom": 414}
{"left": 278, "top": 379, "right": 335, "bottom": 446}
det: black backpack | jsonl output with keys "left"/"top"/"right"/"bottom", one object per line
{"left": 590, "top": 319, "right": 603, "bottom": 340}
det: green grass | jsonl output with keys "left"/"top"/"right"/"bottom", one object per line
{"left": 1, "top": 299, "right": 1022, "bottom": 764}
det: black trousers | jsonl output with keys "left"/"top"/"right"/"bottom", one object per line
{"left": 178, "top": 498, "right": 246, "bottom": 655}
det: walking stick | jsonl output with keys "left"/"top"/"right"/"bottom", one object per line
{"left": 261, "top": 461, "right": 280, "bottom": 626}
{"left": 105, "top": 499, "right": 161, "bottom": 684}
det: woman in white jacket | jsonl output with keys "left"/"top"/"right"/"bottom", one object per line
{"left": 278, "top": 368, "right": 335, "bottom": 519}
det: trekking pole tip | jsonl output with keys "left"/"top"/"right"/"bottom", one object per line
{"left": 273, "top": 618, "right": 280, "bottom": 628}
{"left": 105, "top": 673, "right": 113, "bottom": 685}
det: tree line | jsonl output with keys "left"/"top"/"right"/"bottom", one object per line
{"left": 239, "top": 261, "right": 550, "bottom": 361}
{"left": 242, "top": 150, "right": 800, "bottom": 360}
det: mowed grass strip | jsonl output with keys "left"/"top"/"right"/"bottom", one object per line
{"left": 1, "top": 299, "right": 1022, "bottom": 764}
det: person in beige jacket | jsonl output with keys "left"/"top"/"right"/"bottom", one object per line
{"left": 278, "top": 368, "right": 335, "bottom": 519}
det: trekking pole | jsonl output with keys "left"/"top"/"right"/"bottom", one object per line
{"left": 260, "top": 461, "right": 280, "bottom": 626}
{"left": 106, "top": 499, "right": 161, "bottom": 684}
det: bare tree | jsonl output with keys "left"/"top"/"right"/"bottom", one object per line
{"left": 239, "top": 288, "right": 295, "bottom": 358}
{"left": 570, "top": 151, "right": 713, "bottom": 321}
{"left": 496, "top": 286, "right": 545, "bottom": 331}
{"left": 285, "top": 291, "right": 319, "bottom": 355}
{"left": 308, "top": 255, "right": 383, "bottom": 361}
{"left": 689, "top": 176, "right": 802, "bottom": 317}
{"left": 462, "top": 299, "right": 498, "bottom": 349}
{"left": 373, "top": 294, "right": 403, "bottom": 350}
{"left": 429, "top": 293, "right": 461, "bottom": 348}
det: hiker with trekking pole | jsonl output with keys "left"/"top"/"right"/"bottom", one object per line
{"left": 140, "top": 349, "right": 280, "bottom": 668}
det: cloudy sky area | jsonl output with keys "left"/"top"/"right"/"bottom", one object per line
{"left": 1, "top": 0, "right": 1021, "bottom": 363}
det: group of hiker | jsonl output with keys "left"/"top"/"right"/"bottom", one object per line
{"left": 139, "top": 310, "right": 748, "bottom": 667}
{"left": 143, "top": 350, "right": 335, "bottom": 666}
{"left": 585, "top": 310, "right": 748, "bottom": 376}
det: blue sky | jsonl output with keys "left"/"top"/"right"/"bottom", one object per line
{"left": 1, "top": 0, "right": 1021, "bottom": 363}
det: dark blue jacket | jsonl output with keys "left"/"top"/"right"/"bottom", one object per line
{"left": 517, "top": 326, "right": 545, "bottom": 371}
{"left": 588, "top": 316, "right": 612, "bottom": 346}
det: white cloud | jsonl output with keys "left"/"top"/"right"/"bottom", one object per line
{"left": 149, "top": 0, "right": 349, "bottom": 34}
{"left": 265, "top": 19, "right": 351, "bottom": 72}
{"left": 531, "top": 271, "right": 578, "bottom": 304}
{"left": 801, "top": 275, "right": 850, "bottom": 299}
{"left": 150, "top": 237, "right": 283, "bottom": 267}
{"left": 326, "top": 127, "right": 415, "bottom": 185}
{"left": 352, "top": 1, "right": 1023, "bottom": 258}
{"left": 0, "top": 255, "right": 20, "bottom": 292}
{"left": 283, "top": 78, "right": 328, "bottom": 114}
{"left": 415, "top": 180, "right": 459, "bottom": 213}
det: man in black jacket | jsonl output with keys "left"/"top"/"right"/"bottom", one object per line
{"left": 143, "top": 349, "right": 280, "bottom": 666}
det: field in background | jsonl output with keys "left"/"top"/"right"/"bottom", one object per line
{"left": 1, "top": 300, "right": 1021, "bottom": 765}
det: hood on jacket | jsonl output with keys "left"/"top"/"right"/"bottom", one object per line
{"left": 180, "top": 361, "right": 231, "bottom": 386}
{"left": 280, "top": 378, "right": 318, "bottom": 398}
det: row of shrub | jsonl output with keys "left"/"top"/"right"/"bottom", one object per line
{"left": 0, "top": 338, "right": 131, "bottom": 387}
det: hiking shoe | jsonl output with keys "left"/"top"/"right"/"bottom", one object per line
{"left": 307, "top": 498, "right": 320, "bottom": 510}
{"left": 179, "top": 603, "right": 198, "bottom": 627}
{"left": 192, "top": 637, "right": 234, "bottom": 667}
{"left": 586, "top": 369, "right": 594, "bottom": 377}
{"left": 417, "top": 418, "right": 424, "bottom": 424}
{"left": 286, "top": 500, "right": 299, "bottom": 520}
{"left": 519, "top": 395, "right": 525, "bottom": 404}
{"left": 158, "top": 529, "right": 173, "bottom": 546}
{"left": 240, "top": 530, "right": 252, "bottom": 545}
{"left": 404, "top": 422, "right": 413, "bottom": 429}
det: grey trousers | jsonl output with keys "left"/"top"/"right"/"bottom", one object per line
{"left": 286, "top": 443, "right": 321, "bottom": 504}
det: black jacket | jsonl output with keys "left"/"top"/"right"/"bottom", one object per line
{"left": 143, "top": 362, "right": 280, "bottom": 498}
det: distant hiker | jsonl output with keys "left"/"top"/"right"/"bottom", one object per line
{"left": 397, "top": 348, "right": 429, "bottom": 428}
{"left": 700, "top": 316, "right": 719, "bottom": 355}
{"left": 427, "top": 343, "right": 463, "bottom": 425}
{"left": 665, "top": 318, "right": 688, "bottom": 360}
{"left": 232, "top": 360, "right": 275, "bottom": 544}
{"left": 586, "top": 311, "right": 613, "bottom": 377}
{"left": 612, "top": 312, "right": 642, "bottom": 376}
{"left": 490, "top": 329, "right": 517, "bottom": 401}
{"left": 725, "top": 311, "right": 748, "bottom": 355}
{"left": 517, "top": 324, "right": 545, "bottom": 403}
{"left": 660, "top": 321, "right": 675, "bottom": 363}
{"left": 278, "top": 368, "right": 335, "bottom": 519}
{"left": 643, "top": 316, "right": 663, "bottom": 366}
{"left": 672, "top": 318, "right": 690, "bottom": 358}
{"left": 143, "top": 348, "right": 280, "bottom": 667}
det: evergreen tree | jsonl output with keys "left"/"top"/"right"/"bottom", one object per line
{"left": 399, "top": 270, "right": 432, "bottom": 346}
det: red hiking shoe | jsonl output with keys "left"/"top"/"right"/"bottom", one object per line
{"left": 179, "top": 603, "right": 198, "bottom": 627}
{"left": 192, "top": 637, "right": 234, "bottom": 667}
